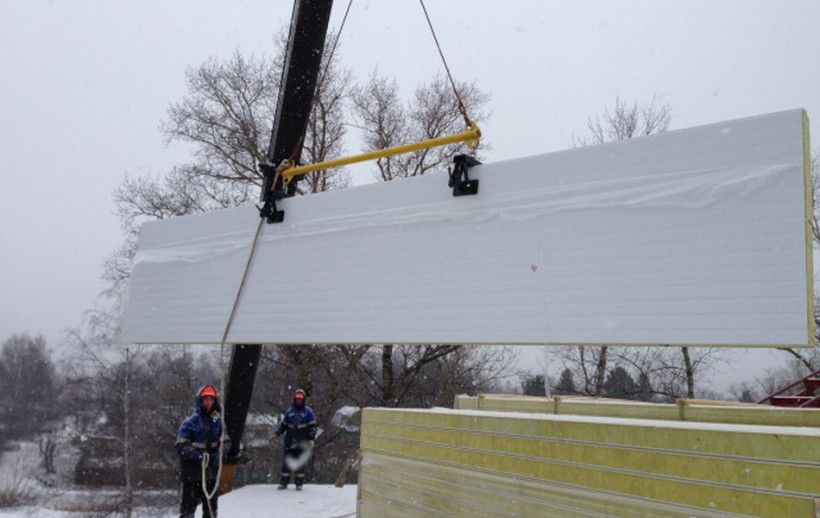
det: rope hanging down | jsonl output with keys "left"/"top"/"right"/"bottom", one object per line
{"left": 211, "top": 3, "right": 359, "bottom": 509}
{"left": 207, "top": 5, "right": 484, "bottom": 511}
{"left": 203, "top": 216, "right": 266, "bottom": 515}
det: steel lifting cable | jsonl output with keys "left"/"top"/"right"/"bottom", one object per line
{"left": 418, "top": 0, "right": 473, "bottom": 128}
{"left": 287, "top": 0, "right": 355, "bottom": 171}
{"left": 311, "top": 0, "right": 354, "bottom": 120}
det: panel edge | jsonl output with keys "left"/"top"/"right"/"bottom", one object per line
{"left": 802, "top": 109, "right": 817, "bottom": 346}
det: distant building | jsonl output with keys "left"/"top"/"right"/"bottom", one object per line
{"left": 233, "top": 413, "right": 278, "bottom": 486}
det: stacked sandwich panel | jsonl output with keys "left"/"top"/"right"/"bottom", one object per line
{"left": 359, "top": 407, "right": 820, "bottom": 517}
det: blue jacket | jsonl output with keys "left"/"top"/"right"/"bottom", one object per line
{"left": 276, "top": 404, "right": 317, "bottom": 449}
{"left": 175, "top": 387, "right": 229, "bottom": 482}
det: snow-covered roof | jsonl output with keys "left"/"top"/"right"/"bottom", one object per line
{"left": 331, "top": 406, "right": 361, "bottom": 432}
{"left": 245, "top": 413, "right": 278, "bottom": 427}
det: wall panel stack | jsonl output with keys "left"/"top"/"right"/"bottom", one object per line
{"left": 359, "top": 407, "right": 820, "bottom": 517}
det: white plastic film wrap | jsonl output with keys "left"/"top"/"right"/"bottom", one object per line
{"left": 118, "top": 109, "right": 813, "bottom": 346}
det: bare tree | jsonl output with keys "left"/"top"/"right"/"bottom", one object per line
{"left": 0, "top": 334, "right": 57, "bottom": 437}
{"left": 730, "top": 350, "right": 817, "bottom": 403}
{"left": 352, "top": 72, "right": 489, "bottom": 181}
{"left": 559, "top": 97, "right": 672, "bottom": 396}
{"left": 164, "top": 52, "right": 276, "bottom": 190}
{"left": 105, "top": 33, "right": 351, "bottom": 299}
{"left": 298, "top": 32, "right": 352, "bottom": 194}
{"left": 573, "top": 96, "right": 671, "bottom": 147}
{"left": 551, "top": 345, "right": 612, "bottom": 396}
{"left": 429, "top": 346, "right": 514, "bottom": 404}
{"left": 680, "top": 347, "right": 695, "bottom": 398}
{"left": 38, "top": 435, "right": 56, "bottom": 475}
{"left": 351, "top": 72, "right": 491, "bottom": 397}
{"left": 66, "top": 310, "right": 143, "bottom": 517}
{"left": 614, "top": 347, "right": 726, "bottom": 400}
{"left": 368, "top": 344, "right": 505, "bottom": 407}
{"left": 140, "top": 348, "right": 221, "bottom": 472}
{"left": 551, "top": 344, "right": 724, "bottom": 401}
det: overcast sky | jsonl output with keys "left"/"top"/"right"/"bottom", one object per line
{"left": 2, "top": 1, "right": 819, "bottom": 391}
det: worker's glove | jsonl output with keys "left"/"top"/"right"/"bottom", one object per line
{"left": 308, "top": 440, "right": 315, "bottom": 448}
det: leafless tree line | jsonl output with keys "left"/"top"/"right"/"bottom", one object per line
{"left": 547, "top": 345, "right": 726, "bottom": 400}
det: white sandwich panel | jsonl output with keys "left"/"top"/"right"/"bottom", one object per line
{"left": 118, "top": 109, "right": 814, "bottom": 347}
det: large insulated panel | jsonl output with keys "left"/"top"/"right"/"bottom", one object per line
{"left": 359, "top": 407, "right": 820, "bottom": 517}
{"left": 118, "top": 109, "right": 814, "bottom": 347}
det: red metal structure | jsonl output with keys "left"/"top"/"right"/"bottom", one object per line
{"left": 758, "top": 368, "right": 820, "bottom": 408}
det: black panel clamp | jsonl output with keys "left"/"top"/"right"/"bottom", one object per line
{"left": 257, "top": 161, "right": 286, "bottom": 223}
{"left": 256, "top": 191, "right": 285, "bottom": 224}
{"left": 448, "top": 154, "right": 481, "bottom": 197}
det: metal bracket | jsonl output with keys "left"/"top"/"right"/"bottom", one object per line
{"left": 448, "top": 154, "right": 481, "bottom": 196}
{"left": 258, "top": 161, "right": 287, "bottom": 223}
{"left": 256, "top": 191, "right": 285, "bottom": 224}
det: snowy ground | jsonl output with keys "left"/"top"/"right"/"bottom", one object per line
{"left": 0, "top": 485, "right": 357, "bottom": 518}
{"left": 1, "top": 439, "right": 356, "bottom": 517}
{"left": 194, "top": 485, "right": 357, "bottom": 518}
{"left": 0, "top": 489, "right": 175, "bottom": 518}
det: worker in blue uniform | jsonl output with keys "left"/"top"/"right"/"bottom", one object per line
{"left": 275, "top": 389, "right": 317, "bottom": 490}
{"left": 175, "top": 385, "right": 229, "bottom": 517}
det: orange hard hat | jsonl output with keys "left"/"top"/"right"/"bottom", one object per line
{"left": 199, "top": 385, "right": 218, "bottom": 398}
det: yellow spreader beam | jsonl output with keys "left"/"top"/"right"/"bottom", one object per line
{"left": 280, "top": 122, "right": 481, "bottom": 185}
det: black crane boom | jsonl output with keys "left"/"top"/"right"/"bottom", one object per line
{"left": 220, "top": 0, "right": 333, "bottom": 492}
